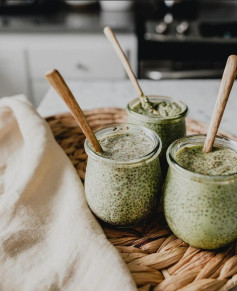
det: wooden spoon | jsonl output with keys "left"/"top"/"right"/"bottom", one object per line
{"left": 103, "top": 26, "right": 159, "bottom": 115}
{"left": 203, "top": 55, "right": 237, "bottom": 153}
{"left": 45, "top": 69, "right": 103, "bottom": 154}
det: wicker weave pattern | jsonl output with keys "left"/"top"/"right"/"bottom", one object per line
{"left": 46, "top": 108, "right": 237, "bottom": 291}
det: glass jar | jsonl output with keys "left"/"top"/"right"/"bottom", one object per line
{"left": 163, "top": 134, "right": 237, "bottom": 249}
{"left": 84, "top": 123, "right": 162, "bottom": 226}
{"left": 127, "top": 95, "right": 188, "bottom": 172}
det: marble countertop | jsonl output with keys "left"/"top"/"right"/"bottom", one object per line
{"left": 38, "top": 79, "right": 237, "bottom": 136}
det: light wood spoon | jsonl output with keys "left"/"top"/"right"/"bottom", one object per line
{"left": 104, "top": 26, "right": 159, "bottom": 115}
{"left": 45, "top": 69, "right": 103, "bottom": 154}
{"left": 203, "top": 55, "right": 237, "bottom": 153}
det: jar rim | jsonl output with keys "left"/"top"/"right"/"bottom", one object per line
{"left": 85, "top": 123, "right": 162, "bottom": 165}
{"left": 127, "top": 95, "right": 188, "bottom": 124}
{"left": 167, "top": 134, "right": 237, "bottom": 181}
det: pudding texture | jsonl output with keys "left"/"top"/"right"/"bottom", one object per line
{"left": 163, "top": 137, "right": 237, "bottom": 250}
{"left": 132, "top": 100, "right": 182, "bottom": 117}
{"left": 127, "top": 97, "right": 188, "bottom": 171}
{"left": 85, "top": 126, "right": 162, "bottom": 226}
{"left": 176, "top": 145, "right": 237, "bottom": 175}
{"left": 100, "top": 132, "right": 154, "bottom": 161}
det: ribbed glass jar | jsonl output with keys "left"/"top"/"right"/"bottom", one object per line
{"left": 163, "top": 134, "right": 237, "bottom": 249}
{"left": 85, "top": 123, "right": 162, "bottom": 226}
{"left": 127, "top": 95, "right": 188, "bottom": 172}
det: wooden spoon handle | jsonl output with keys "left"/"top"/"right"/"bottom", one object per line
{"left": 203, "top": 55, "right": 237, "bottom": 153}
{"left": 45, "top": 69, "right": 103, "bottom": 154}
{"left": 104, "top": 26, "right": 144, "bottom": 97}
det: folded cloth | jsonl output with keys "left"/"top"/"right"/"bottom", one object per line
{"left": 0, "top": 96, "right": 137, "bottom": 291}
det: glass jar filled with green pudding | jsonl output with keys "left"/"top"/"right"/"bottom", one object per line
{"left": 127, "top": 96, "right": 188, "bottom": 171}
{"left": 163, "top": 135, "right": 237, "bottom": 249}
{"left": 84, "top": 123, "right": 162, "bottom": 226}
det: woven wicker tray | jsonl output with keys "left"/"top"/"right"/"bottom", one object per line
{"left": 46, "top": 108, "right": 237, "bottom": 291}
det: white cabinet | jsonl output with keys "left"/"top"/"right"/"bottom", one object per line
{"left": 0, "top": 33, "right": 137, "bottom": 106}
{"left": 0, "top": 49, "right": 28, "bottom": 98}
{"left": 31, "top": 81, "right": 49, "bottom": 107}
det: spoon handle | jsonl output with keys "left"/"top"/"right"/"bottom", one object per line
{"left": 45, "top": 69, "right": 103, "bottom": 154}
{"left": 104, "top": 26, "right": 144, "bottom": 96}
{"left": 203, "top": 55, "right": 237, "bottom": 153}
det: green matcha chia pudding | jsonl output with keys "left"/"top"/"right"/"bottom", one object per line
{"left": 163, "top": 135, "right": 237, "bottom": 249}
{"left": 127, "top": 96, "right": 188, "bottom": 171}
{"left": 84, "top": 123, "right": 162, "bottom": 226}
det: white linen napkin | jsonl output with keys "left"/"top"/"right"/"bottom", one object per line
{"left": 0, "top": 95, "right": 137, "bottom": 291}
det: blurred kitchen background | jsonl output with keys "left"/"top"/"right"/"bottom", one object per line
{"left": 0, "top": 0, "right": 236, "bottom": 106}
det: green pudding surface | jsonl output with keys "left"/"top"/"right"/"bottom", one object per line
{"left": 132, "top": 100, "right": 182, "bottom": 118}
{"left": 176, "top": 145, "right": 237, "bottom": 176}
{"left": 99, "top": 132, "right": 154, "bottom": 161}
